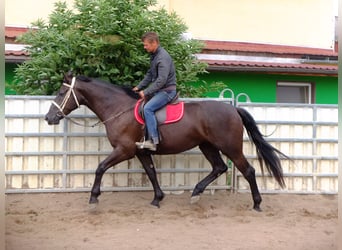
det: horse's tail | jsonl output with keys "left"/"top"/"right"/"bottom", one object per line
{"left": 236, "top": 107, "right": 287, "bottom": 188}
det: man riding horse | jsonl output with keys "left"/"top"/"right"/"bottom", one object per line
{"left": 133, "top": 32, "right": 177, "bottom": 151}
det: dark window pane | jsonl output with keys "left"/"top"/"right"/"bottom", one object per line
{"left": 277, "top": 84, "right": 310, "bottom": 103}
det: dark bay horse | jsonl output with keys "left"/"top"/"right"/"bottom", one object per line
{"left": 45, "top": 73, "right": 287, "bottom": 211}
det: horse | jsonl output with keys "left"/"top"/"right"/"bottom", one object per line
{"left": 45, "top": 72, "right": 288, "bottom": 211}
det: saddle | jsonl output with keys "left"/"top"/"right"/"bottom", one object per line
{"left": 134, "top": 96, "right": 184, "bottom": 125}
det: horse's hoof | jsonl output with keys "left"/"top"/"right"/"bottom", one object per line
{"left": 150, "top": 200, "right": 160, "bottom": 208}
{"left": 253, "top": 205, "right": 262, "bottom": 212}
{"left": 88, "top": 203, "right": 98, "bottom": 211}
{"left": 89, "top": 196, "right": 99, "bottom": 204}
{"left": 190, "top": 195, "right": 200, "bottom": 204}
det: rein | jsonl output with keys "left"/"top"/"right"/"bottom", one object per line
{"left": 52, "top": 77, "right": 135, "bottom": 127}
{"left": 80, "top": 105, "right": 135, "bottom": 128}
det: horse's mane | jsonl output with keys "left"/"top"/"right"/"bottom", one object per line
{"left": 76, "top": 75, "right": 140, "bottom": 100}
{"left": 76, "top": 75, "right": 91, "bottom": 82}
{"left": 120, "top": 85, "right": 140, "bottom": 99}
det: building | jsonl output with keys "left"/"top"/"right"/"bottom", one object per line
{"left": 5, "top": 0, "right": 338, "bottom": 103}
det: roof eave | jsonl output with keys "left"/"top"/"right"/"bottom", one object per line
{"left": 207, "top": 65, "right": 338, "bottom": 76}
{"left": 5, "top": 54, "right": 28, "bottom": 63}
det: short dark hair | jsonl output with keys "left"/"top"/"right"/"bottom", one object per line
{"left": 141, "top": 32, "right": 159, "bottom": 43}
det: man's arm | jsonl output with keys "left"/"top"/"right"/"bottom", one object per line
{"left": 136, "top": 68, "right": 153, "bottom": 90}
{"left": 143, "top": 58, "right": 171, "bottom": 96}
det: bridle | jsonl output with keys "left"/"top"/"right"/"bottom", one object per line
{"left": 51, "top": 76, "right": 134, "bottom": 127}
{"left": 52, "top": 76, "right": 80, "bottom": 117}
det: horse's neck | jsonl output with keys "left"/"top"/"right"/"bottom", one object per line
{"left": 78, "top": 81, "right": 135, "bottom": 121}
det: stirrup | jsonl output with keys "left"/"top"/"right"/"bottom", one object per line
{"left": 135, "top": 140, "right": 157, "bottom": 151}
{"left": 136, "top": 137, "right": 147, "bottom": 148}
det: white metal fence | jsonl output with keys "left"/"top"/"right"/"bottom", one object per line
{"left": 5, "top": 96, "right": 338, "bottom": 194}
{"left": 237, "top": 102, "right": 338, "bottom": 194}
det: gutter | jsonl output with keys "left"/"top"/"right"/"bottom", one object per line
{"left": 207, "top": 65, "right": 338, "bottom": 76}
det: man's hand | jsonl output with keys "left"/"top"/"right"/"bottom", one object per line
{"left": 132, "top": 86, "right": 145, "bottom": 99}
{"left": 138, "top": 90, "right": 145, "bottom": 99}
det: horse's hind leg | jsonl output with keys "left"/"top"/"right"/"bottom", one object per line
{"left": 191, "top": 143, "right": 228, "bottom": 203}
{"left": 136, "top": 153, "right": 164, "bottom": 208}
{"left": 231, "top": 155, "right": 262, "bottom": 211}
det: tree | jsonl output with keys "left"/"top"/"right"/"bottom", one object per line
{"left": 12, "top": 0, "right": 215, "bottom": 97}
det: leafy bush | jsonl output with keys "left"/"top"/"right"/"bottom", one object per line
{"left": 13, "top": 0, "right": 209, "bottom": 96}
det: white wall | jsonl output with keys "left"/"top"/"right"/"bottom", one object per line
{"left": 5, "top": 0, "right": 74, "bottom": 26}
{"left": 5, "top": 0, "right": 336, "bottom": 49}
{"left": 167, "top": 0, "right": 336, "bottom": 48}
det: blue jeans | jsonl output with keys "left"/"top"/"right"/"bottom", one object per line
{"left": 143, "top": 90, "right": 177, "bottom": 144}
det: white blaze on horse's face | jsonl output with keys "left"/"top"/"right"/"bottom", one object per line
{"left": 45, "top": 77, "right": 80, "bottom": 125}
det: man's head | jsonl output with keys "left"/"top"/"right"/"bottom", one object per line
{"left": 141, "top": 32, "right": 160, "bottom": 53}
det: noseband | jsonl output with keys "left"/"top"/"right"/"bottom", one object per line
{"left": 52, "top": 77, "right": 80, "bottom": 117}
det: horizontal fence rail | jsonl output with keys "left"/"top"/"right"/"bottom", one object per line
{"left": 5, "top": 96, "right": 338, "bottom": 194}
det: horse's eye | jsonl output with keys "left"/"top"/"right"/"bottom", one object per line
{"left": 58, "top": 90, "right": 66, "bottom": 96}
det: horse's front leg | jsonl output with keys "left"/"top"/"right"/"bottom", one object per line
{"left": 136, "top": 153, "right": 164, "bottom": 207}
{"left": 89, "top": 149, "right": 130, "bottom": 205}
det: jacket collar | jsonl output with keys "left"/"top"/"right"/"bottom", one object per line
{"left": 151, "top": 46, "right": 161, "bottom": 57}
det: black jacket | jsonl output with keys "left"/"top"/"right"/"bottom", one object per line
{"left": 137, "top": 46, "right": 176, "bottom": 96}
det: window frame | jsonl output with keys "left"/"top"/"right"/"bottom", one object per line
{"left": 276, "top": 81, "right": 314, "bottom": 104}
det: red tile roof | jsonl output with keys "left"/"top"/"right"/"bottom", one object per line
{"left": 5, "top": 27, "right": 30, "bottom": 61}
{"left": 5, "top": 26, "right": 29, "bottom": 39}
{"left": 199, "top": 41, "right": 338, "bottom": 75}
{"left": 5, "top": 50, "right": 28, "bottom": 56}
{"left": 203, "top": 40, "right": 338, "bottom": 57}
{"left": 5, "top": 50, "right": 28, "bottom": 63}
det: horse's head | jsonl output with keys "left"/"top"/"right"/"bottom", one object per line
{"left": 45, "top": 72, "right": 80, "bottom": 125}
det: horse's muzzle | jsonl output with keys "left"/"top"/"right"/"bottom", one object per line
{"left": 45, "top": 113, "right": 63, "bottom": 125}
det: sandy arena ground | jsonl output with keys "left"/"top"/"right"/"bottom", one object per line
{"left": 5, "top": 191, "right": 338, "bottom": 250}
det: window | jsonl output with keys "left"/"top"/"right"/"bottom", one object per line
{"left": 276, "top": 82, "right": 313, "bottom": 104}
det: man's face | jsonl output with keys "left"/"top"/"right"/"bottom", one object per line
{"left": 143, "top": 40, "right": 159, "bottom": 53}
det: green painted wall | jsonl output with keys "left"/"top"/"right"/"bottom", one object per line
{"left": 5, "top": 63, "right": 18, "bottom": 95}
{"left": 199, "top": 71, "right": 337, "bottom": 104}
{"left": 314, "top": 76, "right": 337, "bottom": 104}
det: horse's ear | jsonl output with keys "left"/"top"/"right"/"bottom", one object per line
{"left": 63, "top": 71, "right": 74, "bottom": 83}
{"left": 67, "top": 70, "right": 73, "bottom": 78}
